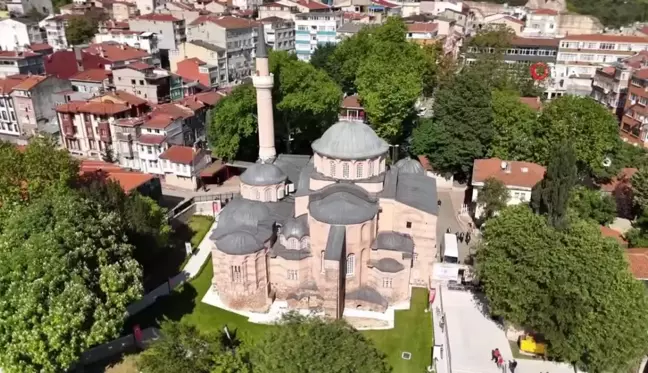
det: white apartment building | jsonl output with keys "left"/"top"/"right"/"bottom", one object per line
{"left": 295, "top": 12, "right": 344, "bottom": 61}
{"left": 260, "top": 17, "right": 295, "bottom": 52}
{"left": 555, "top": 34, "right": 648, "bottom": 97}
{"left": 0, "top": 18, "right": 46, "bottom": 52}
{"left": 591, "top": 51, "right": 648, "bottom": 115}
{"left": 40, "top": 14, "right": 72, "bottom": 50}
{"left": 158, "top": 145, "right": 211, "bottom": 190}
{"left": 471, "top": 158, "right": 545, "bottom": 219}
{"left": 94, "top": 30, "right": 160, "bottom": 58}
{"left": 522, "top": 8, "right": 559, "bottom": 38}
{"left": 7, "top": 0, "right": 53, "bottom": 16}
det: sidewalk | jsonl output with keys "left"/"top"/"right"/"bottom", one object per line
{"left": 126, "top": 214, "right": 219, "bottom": 316}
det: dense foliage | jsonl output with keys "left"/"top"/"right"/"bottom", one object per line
{"left": 0, "top": 192, "right": 143, "bottom": 372}
{"left": 568, "top": 186, "right": 617, "bottom": 225}
{"left": 476, "top": 205, "right": 648, "bottom": 372}
{"left": 207, "top": 51, "right": 341, "bottom": 160}
{"left": 476, "top": 177, "right": 510, "bottom": 220}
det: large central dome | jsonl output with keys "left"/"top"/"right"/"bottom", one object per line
{"left": 312, "top": 121, "right": 389, "bottom": 160}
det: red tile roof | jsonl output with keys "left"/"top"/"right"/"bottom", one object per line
{"left": 152, "top": 103, "right": 194, "bottom": 119}
{"left": 372, "top": 0, "right": 397, "bottom": 8}
{"left": 176, "top": 57, "right": 211, "bottom": 87}
{"left": 29, "top": 43, "right": 53, "bottom": 52}
{"left": 159, "top": 145, "right": 201, "bottom": 164}
{"left": 601, "top": 168, "right": 638, "bottom": 193}
{"left": 519, "top": 97, "right": 542, "bottom": 111}
{"left": 70, "top": 69, "right": 111, "bottom": 82}
{"left": 137, "top": 134, "right": 166, "bottom": 144}
{"left": 0, "top": 75, "right": 30, "bottom": 95}
{"left": 294, "top": 0, "right": 329, "bottom": 9}
{"left": 341, "top": 94, "right": 362, "bottom": 109}
{"left": 407, "top": 22, "right": 438, "bottom": 34}
{"left": 125, "top": 61, "right": 154, "bottom": 70}
{"left": 0, "top": 50, "right": 39, "bottom": 59}
{"left": 136, "top": 13, "right": 182, "bottom": 22}
{"left": 189, "top": 15, "right": 258, "bottom": 28}
{"left": 143, "top": 114, "right": 176, "bottom": 129}
{"left": 84, "top": 42, "right": 150, "bottom": 63}
{"left": 114, "top": 117, "right": 145, "bottom": 127}
{"left": 12, "top": 75, "right": 47, "bottom": 91}
{"left": 80, "top": 160, "right": 156, "bottom": 193}
{"left": 103, "top": 90, "right": 148, "bottom": 106}
{"left": 531, "top": 8, "right": 558, "bottom": 15}
{"left": 563, "top": 34, "right": 648, "bottom": 43}
{"left": 262, "top": 1, "right": 289, "bottom": 7}
{"left": 191, "top": 90, "right": 226, "bottom": 106}
{"left": 472, "top": 158, "right": 545, "bottom": 188}
{"left": 626, "top": 248, "right": 648, "bottom": 279}
{"left": 56, "top": 101, "right": 130, "bottom": 115}
{"left": 502, "top": 16, "right": 524, "bottom": 25}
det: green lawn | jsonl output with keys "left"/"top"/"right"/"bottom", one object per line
{"left": 363, "top": 288, "right": 433, "bottom": 373}
{"left": 128, "top": 257, "right": 432, "bottom": 373}
{"left": 188, "top": 215, "right": 215, "bottom": 248}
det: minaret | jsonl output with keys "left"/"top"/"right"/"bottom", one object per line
{"left": 252, "top": 26, "right": 276, "bottom": 163}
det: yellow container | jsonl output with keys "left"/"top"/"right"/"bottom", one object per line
{"left": 519, "top": 336, "right": 546, "bottom": 355}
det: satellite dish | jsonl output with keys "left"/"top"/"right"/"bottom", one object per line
{"left": 602, "top": 157, "right": 612, "bottom": 167}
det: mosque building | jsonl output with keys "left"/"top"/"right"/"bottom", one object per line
{"left": 208, "top": 29, "right": 439, "bottom": 319}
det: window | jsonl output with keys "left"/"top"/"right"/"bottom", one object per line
{"left": 265, "top": 188, "right": 272, "bottom": 201}
{"left": 287, "top": 269, "right": 298, "bottom": 280}
{"left": 382, "top": 278, "right": 393, "bottom": 288}
{"left": 231, "top": 265, "right": 243, "bottom": 282}
{"left": 139, "top": 80, "right": 144, "bottom": 85}
{"left": 356, "top": 163, "right": 363, "bottom": 178}
{"left": 155, "top": 129, "right": 160, "bottom": 133}
{"left": 406, "top": 221, "right": 412, "bottom": 228}
{"left": 342, "top": 162, "right": 349, "bottom": 178}
{"left": 368, "top": 160, "right": 374, "bottom": 177}
{"left": 600, "top": 43, "right": 615, "bottom": 50}
{"left": 321, "top": 251, "right": 325, "bottom": 272}
{"left": 10, "top": 112, "right": 15, "bottom": 121}
{"left": 131, "top": 79, "right": 136, "bottom": 85}
{"left": 346, "top": 254, "right": 355, "bottom": 277}
{"left": 329, "top": 160, "right": 336, "bottom": 176}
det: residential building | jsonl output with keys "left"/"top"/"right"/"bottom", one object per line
{"left": 336, "top": 22, "right": 363, "bottom": 40}
{"left": 277, "top": 0, "right": 330, "bottom": 13}
{"left": 171, "top": 40, "right": 227, "bottom": 83}
{"left": 591, "top": 60, "right": 642, "bottom": 116}
{"left": 476, "top": 13, "right": 525, "bottom": 35}
{"left": 556, "top": 34, "right": 648, "bottom": 97}
{"left": 186, "top": 16, "right": 258, "bottom": 83}
{"left": 206, "top": 36, "right": 439, "bottom": 317}
{"left": 11, "top": 75, "right": 73, "bottom": 141}
{"left": 0, "top": 17, "right": 46, "bottom": 52}
{"left": 192, "top": 0, "right": 228, "bottom": 13}
{"left": 522, "top": 8, "right": 558, "bottom": 38}
{"left": 129, "top": 13, "right": 187, "bottom": 53}
{"left": 29, "top": 43, "right": 53, "bottom": 55}
{"left": 98, "top": 20, "right": 130, "bottom": 33}
{"left": 135, "top": 0, "right": 168, "bottom": 15}
{"left": 94, "top": 30, "right": 160, "bottom": 62}
{"left": 620, "top": 68, "right": 648, "bottom": 146}
{"left": 259, "top": 17, "right": 295, "bottom": 52}
{"left": 159, "top": 145, "right": 211, "bottom": 189}
{"left": 0, "top": 75, "right": 29, "bottom": 143}
{"left": 84, "top": 42, "right": 153, "bottom": 70}
{"left": 521, "top": 8, "right": 603, "bottom": 38}
{"left": 7, "top": 0, "right": 53, "bottom": 16}
{"left": 406, "top": 22, "right": 438, "bottom": 44}
{"left": 162, "top": 2, "right": 202, "bottom": 24}
{"left": 471, "top": 158, "right": 545, "bottom": 218}
{"left": 258, "top": 2, "right": 298, "bottom": 20}
{"left": 69, "top": 69, "right": 111, "bottom": 97}
{"left": 40, "top": 14, "right": 73, "bottom": 50}
{"left": 112, "top": 1, "right": 139, "bottom": 21}
{"left": 175, "top": 58, "right": 219, "bottom": 88}
{"left": 295, "top": 12, "right": 344, "bottom": 61}
{"left": 339, "top": 94, "right": 364, "bottom": 122}
{"left": 134, "top": 111, "right": 189, "bottom": 175}
{"left": 0, "top": 51, "right": 45, "bottom": 78}
{"left": 80, "top": 160, "right": 160, "bottom": 196}
{"left": 419, "top": 0, "right": 465, "bottom": 16}
{"left": 112, "top": 62, "right": 179, "bottom": 103}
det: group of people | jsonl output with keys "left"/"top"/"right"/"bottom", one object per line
{"left": 445, "top": 228, "right": 472, "bottom": 244}
{"left": 491, "top": 349, "right": 518, "bottom": 373}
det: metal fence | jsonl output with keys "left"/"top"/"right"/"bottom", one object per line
{"left": 165, "top": 192, "right": 240, "bottom": 220}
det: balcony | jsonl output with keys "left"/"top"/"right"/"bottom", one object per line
{"left": 116, "top": 132, "right": 132, "bottom": 141}
{"left": 98, "top": 122, "right": 112, "bottom": 143}
{"left": 63, "top": 124, "right": 75, "bottom": 138}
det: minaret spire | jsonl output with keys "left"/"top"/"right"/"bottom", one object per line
{"left": 252, "top": 26, "right": 276, "bottom": 163}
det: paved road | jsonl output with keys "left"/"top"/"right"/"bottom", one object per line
{"left": 436, "top": 190, "right": 475, "bottom": 263}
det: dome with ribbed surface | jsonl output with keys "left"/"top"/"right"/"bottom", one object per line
{"left": 281, "top": 215, "right": 309, "bottom": 239}
{"left": 394, "top": 157, "right": 425, "bottom": 175}
{"left": 240, "top": 162, "right": 286, "bottom": 186}
{"left": 312, "top": 121, "right": 389, "bottom": 160}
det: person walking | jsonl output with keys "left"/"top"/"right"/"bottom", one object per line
{"left": 446, "top": 227, "right": 451, "bottom": 233}
{"left": 466, "top": 232, "right": 471, "bottom": 244}
{"left": 509, "top": 360, "right": 518, "bottom": 373}
{"left": 497, "top": 355, "right": 504, "bottom": 368}
{"left": 491, "top": 349, "right": 497, "bottom": 362}
{"left": 458, "top": 232, "right": 464, "bottom": 243}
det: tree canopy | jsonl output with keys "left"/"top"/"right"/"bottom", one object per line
{"left": 476, "top": 205, "right": 648, "bottom": 372}
{"left": 207, "top": 51, "right": 341, "bottom": 160}
{"left": 250, "top": 314, "right": 390, "bottom": 373}
{"left": 65, "top": 15, "right": 99, "bottom": 46}
{"left": 476, "top": 177, "right": 509, "bottom": 220}
{"left": 0, "top": 192, "right": 143, "bottom": 373}
{"left": 568, "top": 186, "right": 617, "bottom": 225}
{"left": 488, "top": 90, "right": 537, "bottom": 161}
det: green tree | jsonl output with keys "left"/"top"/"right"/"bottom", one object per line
{"left": 411, "top": 67, "right": 493, "bottom": 180}
{"left": 207, "top": 52, "right": 341, "bottom": 159}
{"left": 139, "top": 322, "right": 223, "bottom": 373}
{"left": 328, "top": 27, "right": 372, "bottom": 94}
{"left": 206, "top": 83, "right": 258, "bottom": 161}
{"left": 251, "top": 314, "right": 390, "bottom": 373}
{"left": 65, "top": 16, "right": 97, "bottom": 46}
{"left": 476, "top": 205, "right": 648, "bottom": 372}
{"left": 531, "top": 142, "right": 578, "bottom": 229}
{"left": 477, "top": 177, "right": 510, "bottom": 220}
{"left": 488, "top": 90, "right": 538, "bottom": 161}
{"left": 535, "top": 96, "right": 621, "bottom": 178}
{"left": 0, "top": 192, "right": 143, "bottom": 373}
{"left": 632, "top": 168, "right": 648, "bottom": 209}
{"left": 310, "top": 42, "right": 338, "bottom": 77}
{"left": 568, "top": 185, "right": 617, "bottom": 225}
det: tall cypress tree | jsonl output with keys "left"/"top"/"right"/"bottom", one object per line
{"left": 531, "top": 141, "right": 578, "bottom": 229}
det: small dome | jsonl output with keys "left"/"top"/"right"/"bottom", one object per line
{"left": 240, "top": 162, "right": 286, "bottom": 186}
{"left": 394, "top": 157, "right": 425, "bottom": 175}
{"left": 312, "top": 121, "right": 389, "bottom": 160}
{"left": 281, "top": 215, "right": 309, "bottom": 239}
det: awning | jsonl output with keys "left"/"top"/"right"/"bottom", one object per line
{"left": 199, "top": 160, "right": 225, "bottom": 177}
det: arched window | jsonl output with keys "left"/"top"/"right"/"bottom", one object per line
{"left": 255, "top": 189, "right": 260, "bottom": 200}
{"left": 329, "top": 160, "right": 336, "bottom": 177}
{"left": 342, "top": 162, "right": 350, "bottom": 178}
{"left": 301, "top": 236, "right": 310, "bottom": 249}
{"left": 289, "top": 238, "right": 298, "bottom": 250}
{"left": 346, "top": 254, "right": 355, "bottom": 277}
{"left": 356, "top": 163, "right": 364, "bottom": 178}
{"left": 321, "top": 251, "right": 325, "bottom": 272}
{"left": 278, "top": 186, "right": 285, "bottom": 199}
{"left": 265, "top": 188, "right": 272, "bottom": 201}
{"left": 368, "top": 160, "right": 374, "bottom": 177}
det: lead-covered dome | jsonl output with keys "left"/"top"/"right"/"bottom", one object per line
{"left": 394, "top": 157, "right": 425, "bottom": 175}
{"left": 281, "top": 215, "right": 309, "bottom": 239}
{"left": 240, "top": 162, "right": 287, "bottom": 186}
{"left": 312, "top": 121, "right": 389, "bottom": 160}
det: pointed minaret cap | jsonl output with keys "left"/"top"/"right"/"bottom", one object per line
{"left": 256, "top": 25, "right": 268, "bottom": 58}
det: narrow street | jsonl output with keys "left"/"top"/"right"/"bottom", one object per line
{"left": 436, "top": 189, "right": 475, "bottom": 263}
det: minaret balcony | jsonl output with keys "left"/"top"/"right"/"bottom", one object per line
{"left": 252, "top": 74, "right": 274, "bottom": 89}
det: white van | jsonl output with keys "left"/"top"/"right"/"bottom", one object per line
{"left": 443, "top": 233, "right": 459, "bottom": 264}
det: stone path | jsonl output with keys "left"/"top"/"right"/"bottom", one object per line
{"left": 436, "top": 190, "right": 476, "bottom": 263}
